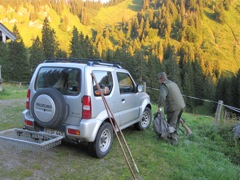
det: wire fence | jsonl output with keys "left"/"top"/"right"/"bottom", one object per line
{"left": 146, "top": 86, "right": 240, "bottom": 123}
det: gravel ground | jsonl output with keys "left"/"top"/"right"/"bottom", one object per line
{"left": 0, "top": 98, "right": 26, "bottom": 106}
{"left": 0, "top": 99, "right": 114, "bottom": 179}
{"left": 0, "top": 99, "right": 135, "bottom": 179}
{"left": 0, "top": 99, "right": 50, "bottom": 179}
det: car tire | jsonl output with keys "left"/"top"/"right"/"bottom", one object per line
{"left": 134, "top": 107, "right": 152, "bottom": 131}
{"left": 88, "top": 122, "right": 113, "bottom": 158}
{"left": 31, "top": 88, "right": 68, "bottom": 128}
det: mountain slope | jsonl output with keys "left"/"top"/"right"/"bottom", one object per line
{"left": 201, "top": 4, "right": 240, "bottom": 73}
{"left": 0, "top": 0, "right": 240, "bottom": 74}
{"left": 93, "top": 0, "right": 143, "bottom": 28}
{"left": 0, "top": 0, "right": 141, "bottom": 52}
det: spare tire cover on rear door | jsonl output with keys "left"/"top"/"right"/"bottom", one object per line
{"left": 31, "top": 88, "right": 68, "bottom": 128}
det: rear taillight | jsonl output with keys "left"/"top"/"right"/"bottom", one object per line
{"left": 26, "top": 89, "right": 30, "bottom": 109}
{"left": 82, "top": 95, "right": 91, "bottom": 119}
{"left": 67, "top": 128, "right": 80, "bottom": 135}
{"left": 24, "top": 120, "right": 33, "bottom": 126}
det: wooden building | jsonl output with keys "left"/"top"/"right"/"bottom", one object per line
{"left": 0, "top": 23, "right": 16, "bottom": 92}
{"left": 0, "top": 23, "right": 16, "bottom": 42}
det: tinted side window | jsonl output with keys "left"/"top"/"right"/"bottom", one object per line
{"left": 117, "top": 72, "right": 135, "bottom": 94}
{"left": 35, "top": 67, "right": 81, "bottom": 96}
{"left": 92, "top": 71, "right": 113, "bottom": 96}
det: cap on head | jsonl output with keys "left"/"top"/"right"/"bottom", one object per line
{"left": 157, "top": 72, "right": 167, "bottom": 80}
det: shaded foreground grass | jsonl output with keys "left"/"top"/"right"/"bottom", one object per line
{"left": 0, "top": 87, "right": 239, "bottom": 179}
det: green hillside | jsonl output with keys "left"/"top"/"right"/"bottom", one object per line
{"left": 0, "top": 0, "right": 240, "bottom": 74}
{"left": 201, "top": 4, "right": 240, "bottom": 73}
{"left": 93, "top": 0, "right": 143, "bottom": 27}
{"left": 0, "top": 0, "right": 143, "bottom": 52}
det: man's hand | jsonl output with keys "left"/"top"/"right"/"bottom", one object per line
{"left": 157, "top": 107, "right": 162, "bottom": 112}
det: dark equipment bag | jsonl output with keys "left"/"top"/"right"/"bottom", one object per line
{"left": 153, "top": 111, "right": 175, "bottom": 138}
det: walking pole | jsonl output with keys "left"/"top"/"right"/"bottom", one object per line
{"left": 101, "top": 91, "right": 139, "bottom": 173}
{"left": 98, "top": 87, "right": 140, "bottom": 173}
{"left": 91, "top": 73, "right": 138, "bottom": 179}
{"left": 92, "top": 74, "right": 139, "bottom": 172}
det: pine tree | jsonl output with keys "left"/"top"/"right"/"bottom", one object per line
{"left": 104, "top": 28, "right": 110, "bottom": 39}
{"left": 163, "top": 13, "right": 172, "bottom": 38}
{"left": 78, "top": 31, "right": 86, "bottom": 58}
{"left": 133, "top": 50, "right": 148, "bottom": 83}
{"left": 105, "top": 49, "right": 113, "bottom": 62}
{"left": 83, "top": 35, "right": 98, "bottom": 58}
{"left": 127, "top": 20, "right": 132, "bottom": 38}
{"left": 147, "top": 54, "right": 163, "bottom": 103}
{"left": 182, "top": 60, "right": 195, "bottom": 111}
{"left": 231, "top": 70, "right": 240, "bottom": 108}
{"left": 192, "top": 60, "right": 205, "bottom": 105}
{"left": 142, "top": 0, "right": 149, "bottom": 10}
{"left": 216, "top": 76, "right": 231, "bottom": 105}
{"left": 29, "top": 36, "right": 45, "bottom": 74}
{"left": 131, "top": 18, "right": 139, "bottom": 38}
{"left": 69, "top": 27, "right": 81, "bottom": 58}
{"left": 6, "top": 25, "right": 29, "bottom": 82}
{"left": 97, "top": 40, "right": 103, "bottom": 57}
{"left": 205, "top": 73, "right": 216, "bottom": 101}
{"left": 112, "top": 48, "right": 123, "bottom": 65}
{"left": 138, "top": 17, "right": 144, "bottom": 39}
{"left": 0, "top": 42, "right": 8, "bottom": 80}
{"left": 56, "top": 49, "right": 67, "bottom": 58}
{"left": 144, "top": 23, "right": 150, "bottom": 39}
{"left": 163, "top": 45, "right": 182, "bottom": 90}
{"left": 42, "top": 17, "right": 58, "bottom": 58}
{"left": 149, "top": 9, "right": 154, "bottom": 23}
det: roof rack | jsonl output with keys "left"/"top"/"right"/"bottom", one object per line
{"left": 44, "top": 58, "right": 103, "bottom": 64}
{"left": 87, "top": 61, "right": 122, "bottom": 68}
{"left": 43, "top": 58, "right": 122, "bottom": 68}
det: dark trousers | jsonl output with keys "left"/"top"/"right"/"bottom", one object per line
{"left": 167, "top": 109, "right": 183, "bottom": 140}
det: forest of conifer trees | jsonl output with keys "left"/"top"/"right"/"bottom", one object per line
{"left": 0, "top": 0, "right": 240, "bottom": 112}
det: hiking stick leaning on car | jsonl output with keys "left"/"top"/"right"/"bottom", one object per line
{"left": 91, "top": 73, "right": 138, "bottom": 180}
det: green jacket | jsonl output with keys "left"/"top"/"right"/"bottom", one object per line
{"left": 158, "top": 79, "right": 185, "bottom": 113}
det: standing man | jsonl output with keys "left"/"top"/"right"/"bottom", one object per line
{"left": 157, "top": 72, "right": 185, "bottom": 145}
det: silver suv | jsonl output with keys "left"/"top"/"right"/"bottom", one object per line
{"left": 22, "top": 59, "right": 152, "bottom": 158}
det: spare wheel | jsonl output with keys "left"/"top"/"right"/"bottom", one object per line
{"left": 31, "top": 88, "right": 68, "bottom": 128}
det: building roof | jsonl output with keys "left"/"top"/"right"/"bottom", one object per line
{"left": 0, "top": 23, "right": 16, "bottom": 42}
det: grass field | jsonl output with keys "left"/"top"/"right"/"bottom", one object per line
{"left": 0, "top": 83, "right": 28, "bottom": 100}
{"left": 0, "top": 84, "right": 239, "bottom": 179}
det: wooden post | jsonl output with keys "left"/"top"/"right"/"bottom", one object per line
{"left": 0, "top": 65, "right": 2, "bottom": 93}
{"left": 215, "top": 100, "right": 223, "bottom": 125}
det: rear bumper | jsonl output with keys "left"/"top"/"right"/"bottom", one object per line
{"left": 66, "top": 119, "right": 102, "bottom": 142}
{"left": 22, "top": 110, "right": 35, "bottom": 131}
{"left": 22, "top": 110, "right": 102, "bottom": 142}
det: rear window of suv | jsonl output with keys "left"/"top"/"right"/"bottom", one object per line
{"left": 35, "top": 67, "right": 81, "bottom": 95}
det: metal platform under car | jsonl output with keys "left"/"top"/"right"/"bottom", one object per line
{"left": 0, "top": 128, "right": 64, "bottom": 152}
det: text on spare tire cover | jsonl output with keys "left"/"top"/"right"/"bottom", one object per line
{"left": 36, "top": 102, "right": 52, "bottom": 109}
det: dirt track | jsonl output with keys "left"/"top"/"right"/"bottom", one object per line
{"left": 0, "top": 98, "right": 26, "bottom": 106}
{"left": 0, "top": 98, "right": 58, "bottom": 179}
